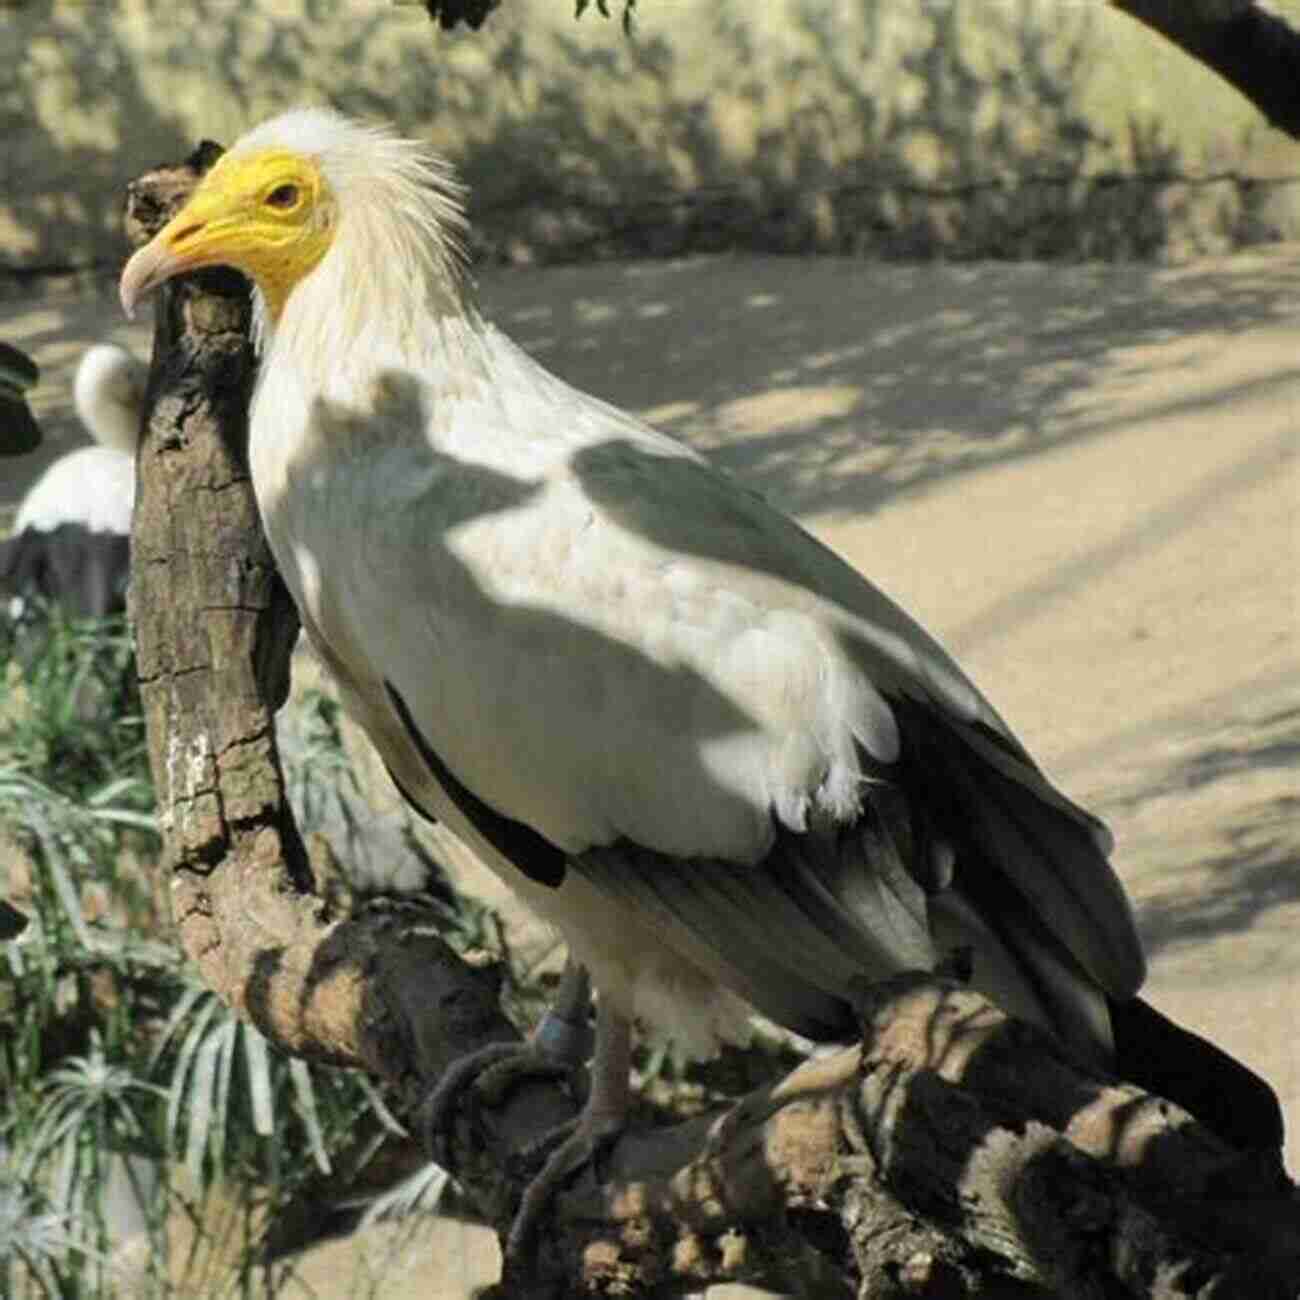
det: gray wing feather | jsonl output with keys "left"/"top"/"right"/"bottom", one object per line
{"left": 575, "top": 805, "right": 937, "bottom": 1043}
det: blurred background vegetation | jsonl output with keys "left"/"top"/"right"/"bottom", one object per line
{"left": 3, "top": 0, "right": 1300, "bottom": 288}
{"left": 0, "top": 612, "right": 525, "bottom": 1296}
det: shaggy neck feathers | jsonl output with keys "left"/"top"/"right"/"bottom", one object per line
{"left": 239, "top": 109, "right": 476, "bottom": 362}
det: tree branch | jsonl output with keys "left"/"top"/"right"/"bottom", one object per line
{"left": 1109, "top": 0, "right": 1300, "bottom": 140}
{"left": 125, "top": 153, "right": 1299, "bottom": 1300}
{"left": 546, "top": 974, "right": 1300, "bottom": 1300}
{"left": 400, "top": 0, "right": 1300, "bottom": 141}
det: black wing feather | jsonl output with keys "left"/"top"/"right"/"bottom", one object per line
{"left": 385, "top": 681, "right": 567, "bottom": 888}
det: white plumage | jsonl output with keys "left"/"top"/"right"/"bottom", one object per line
{"left": 118, "top": 110, "right": 1282, "bottom": 1252}
{"left": 3, "top": 343, "right": 145, "bottom": 625}
{"left": 221, "top": 110, "right": 1135, "bottom": 1059}
{"left": 73, "top": 341, "right": 147, "bottom": 458}
{"left": 14, "top": 344, "right": 143, "bottom": 536}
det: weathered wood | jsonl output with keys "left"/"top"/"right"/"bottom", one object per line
{"left": 125, "top": 153, "right": 1300, "bottom": 1300}
{"left": 519, "top": 977, "right": 1299, "bottom": 1299}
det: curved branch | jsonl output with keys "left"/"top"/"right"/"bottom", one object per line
{"left": 531, "top": 974, "right": 1300, "bottom": 1299}
{"left": 1109, "top": 0, "right": 1300, "bottom": 140}
{"left": 125, "top": 154, "right": 1299, "bottom": 1300}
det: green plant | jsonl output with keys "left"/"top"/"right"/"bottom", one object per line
{"left": 0, "top": 1162, "right": 96, "bottom": 1300}
{"left": 0, "top": 615, "right": 475, "bottom": 1297}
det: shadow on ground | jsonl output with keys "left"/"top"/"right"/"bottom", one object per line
{"left": 1118, "top": 703, "right": 1300, "bottom": 962}
{"left": 485, "top": 251, "right": 1300, "bottom": 520}
{"left": 1139, "top": 796, "right": 1299, "bottom": 957}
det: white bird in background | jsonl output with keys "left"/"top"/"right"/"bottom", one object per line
{"left": 71, "top": 341, "right": 148, "bottom": 460}
{"left": 1, "top": 343, "right": 146, "bottom": 631}
{"left": 119, "top": 108, "right": 1282, "bottom": 1271}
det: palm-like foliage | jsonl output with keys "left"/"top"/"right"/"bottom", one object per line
{"left": 0, "top": 613, "right": 473, "bottom": 1297}
{"left": 0, "top": 1166, "right": 92, "bottom": 1300}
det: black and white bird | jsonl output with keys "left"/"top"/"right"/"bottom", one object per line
{"left": 118, "top": 108, "right": 1283, "bottom": 1264}
{"left": 1, "top": 342, "right": 145, "bottom": 636}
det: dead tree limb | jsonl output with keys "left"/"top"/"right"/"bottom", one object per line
{"left": 125, "top": 152, "right": 1300, "bottom": 1300}
{"left": 1109, "top": 0, "right": 1300, "bottom": 140}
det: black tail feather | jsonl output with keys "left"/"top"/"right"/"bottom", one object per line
{"left": 1109, "top": 995, "right": 1285, "bottom": 1153}
{"left": 891, "top": 696, "right": 1145, "bottom": 1002}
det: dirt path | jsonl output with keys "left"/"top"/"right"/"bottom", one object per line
{"left": 4, "top": 247, "right": 1296, "bottom": 1295}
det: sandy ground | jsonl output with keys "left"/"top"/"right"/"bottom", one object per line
{"left": 3, "top": 248, "right": 1297, "bottom": 1297}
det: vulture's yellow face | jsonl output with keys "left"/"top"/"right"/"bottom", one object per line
{"left": 120, "top": 149, "right": 336, "bottom": 322}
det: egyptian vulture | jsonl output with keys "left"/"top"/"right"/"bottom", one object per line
{"left": 119, "top": 107, "right": 1282, "bottom": 1260}
{"left": 1, "top": 343, "right": 145, "bottom": 634}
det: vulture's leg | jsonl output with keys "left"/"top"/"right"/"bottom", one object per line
{"left": 422, "top": 959, "right": 592, "bottom": 1171}
{"left": 503, "top": 999, "right": 633, "bottom": 1268}
{"left": 532, "top": 959, "right": 594, "bottom": 1063}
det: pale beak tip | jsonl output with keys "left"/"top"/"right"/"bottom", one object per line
{"left": 119, "top": 242, "right": 166, "bottom": 322}
{"left": 119, "top": 261, "right": 142, "bottom": 322}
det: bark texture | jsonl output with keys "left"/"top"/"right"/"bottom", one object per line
{"left": 125, "top": 153, "right": 1300, "bottom": 1300}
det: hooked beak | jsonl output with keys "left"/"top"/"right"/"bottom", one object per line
{"left": 119, "top": 202, "right": 229, "bottom": 319}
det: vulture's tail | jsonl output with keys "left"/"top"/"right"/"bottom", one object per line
{"left": 1109, "top": 994, "right": 1284, "bottom": 1152}
{"left": 893, "top": 697, "right": 1284, "bottom": 1152}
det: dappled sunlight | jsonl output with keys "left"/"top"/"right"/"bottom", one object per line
{"left": 1101, "top": 700, "right": 1300, "bottom": 970}
{"left": 1138, "top": 796, "right": 1300, "bottom": 966}
{"left": 15, "top": 0, "right": 1289, "bottom": 280}
{"left": 945, "top": 420, "right": 1296, "bottom": 657}
{"left": 4, "top": 8, "right": 1299, "bottom": 1292}
{"left": 488, "top": 248, "right": 1300, "bottom": 524}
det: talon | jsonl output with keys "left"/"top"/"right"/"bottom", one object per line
{"left": 475, "top": 1051, "right": 572, "bottom": 1110}
{"left": 503, "top": 1118, "right": 622, "bottom": 1273}
{"left": 499, "top": 1003, "right": 633, "bottom": 1283}
{"left": 423, "top": 965, "right": 595, "bottom": 1178}
{"left": 421, "top": 1039, "right": 526, "bottom": 1170}
{"left": 513, "top": 1113, "right": 581, "bottom": 1174}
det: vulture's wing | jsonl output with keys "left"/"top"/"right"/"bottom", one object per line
{"left": 289, "top": 345, "right": 1144, "bottom": 1051}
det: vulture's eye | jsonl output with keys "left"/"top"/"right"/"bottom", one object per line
{"left": 265, "top": 184, "right": 301, "bottom": 211}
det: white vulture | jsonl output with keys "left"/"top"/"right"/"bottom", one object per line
{"left": 119, "top": 107, "right": 1282, "bottom": 1260}
{"left": 1, "top": 343, "right": 145, "bottom": 632}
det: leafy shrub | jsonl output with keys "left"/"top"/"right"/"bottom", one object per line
{"left": 0, "top": 614, "right": 456, "bottom": 1298}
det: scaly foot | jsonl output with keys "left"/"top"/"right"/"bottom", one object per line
{"left": 499, "top": 1002, "right": 634, "bottom": 1286}
{"left": 500, "top": 1107, "right": 625, "bottom": 1288}
{"left": 421, "top": 959, "right": 593, "bottom": 1171}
